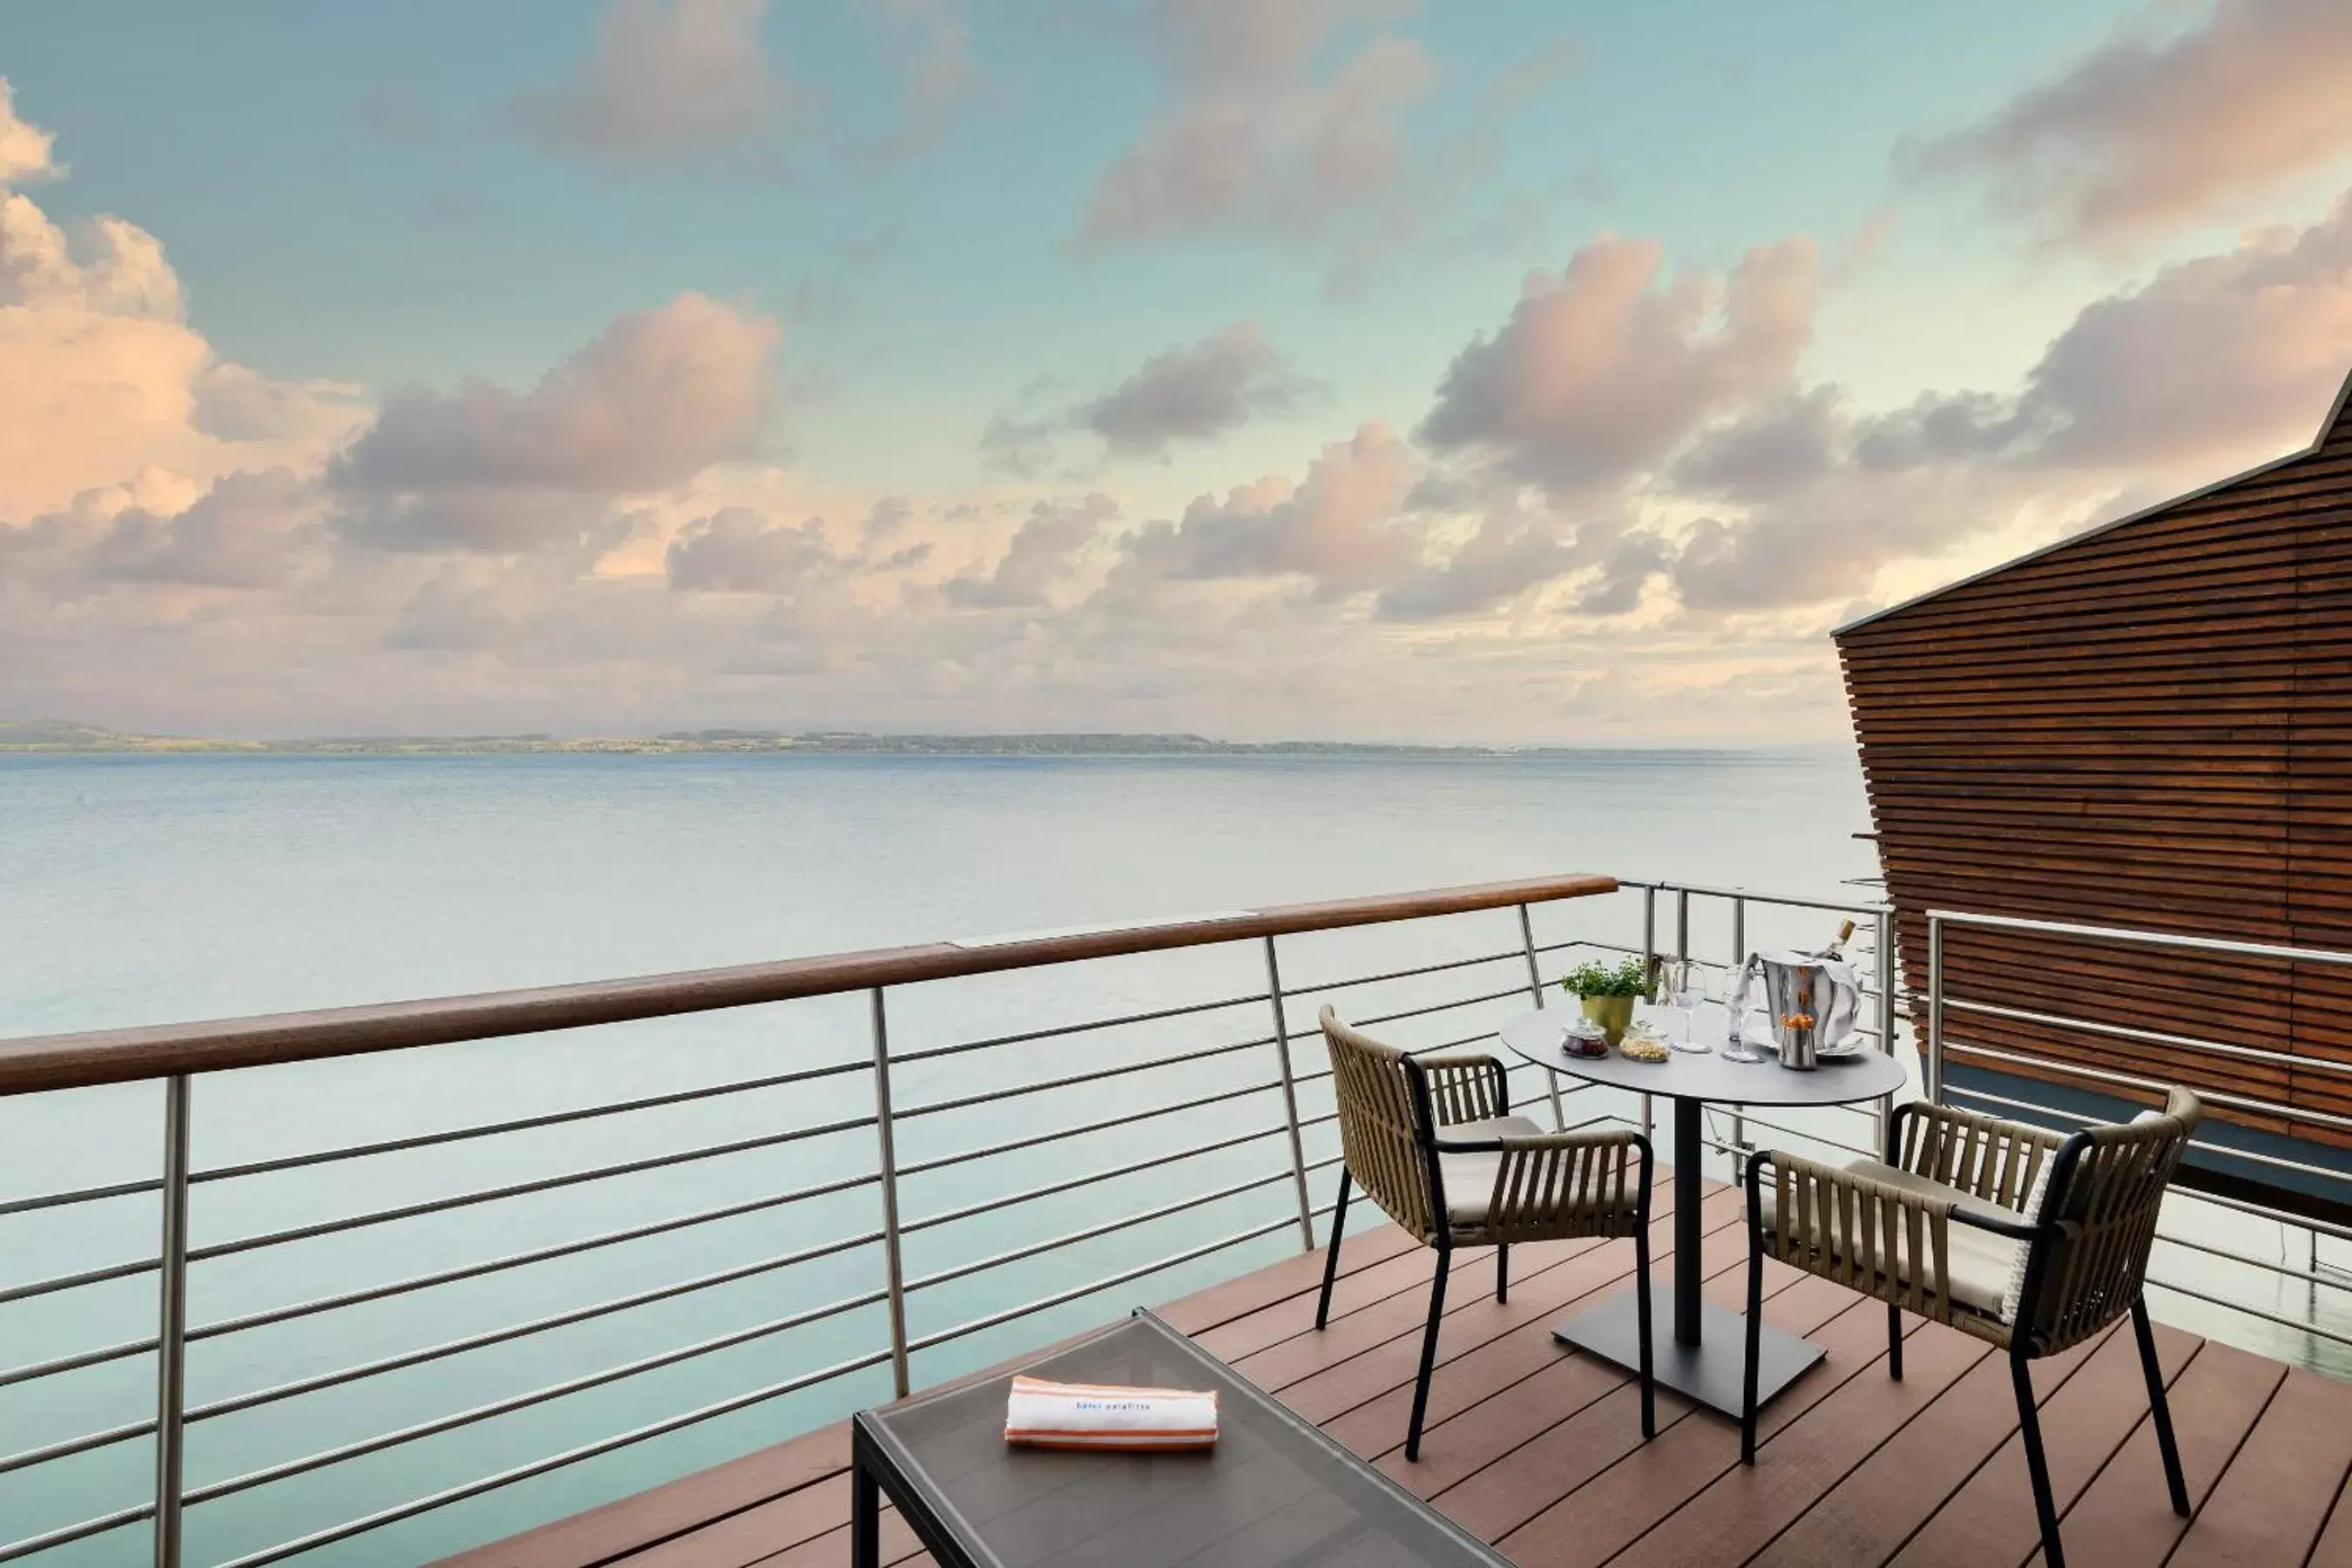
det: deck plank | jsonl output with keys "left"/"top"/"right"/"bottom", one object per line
{"left": 1488, "top": 1277, "right": 1917, "bottom": 1568}
{"left": 2031, "top": 1336, "right": 2286, "bottom": 1567}
{"left": 2167, "top": 1368, "right": 2352, "bottom": 1567}
{"left": 1889, "top": 1319, "right": 2201, "bottom": 1568}
{"left": 433, "top": 1166, "right": 2349, "bottom": 1568}
{"left": 1745, "top": 1321, "right": 2117, "bottom": 1568}
{"left": 1601, "top": 1316, "right": 1993, "bottom": 1568}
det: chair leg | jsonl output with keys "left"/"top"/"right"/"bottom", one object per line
{"left": 2134, "top": 1295, "right": 2191, "bottom": 1517}
{"left": 1405, "top": 1242, "right": 1451, "bottom": 1461}
{"left": 1496, "top": 1242, "right": 1509, "bottom": 1305}
{"left": 1315, "top": 1169, "right": 1352, "bottom": 1330}
{"left": 1740, "top": 1224, "right": 1763, "bottom": 1464}
{"left": 2012, "top": 1350, "right": 2065, "bottom": 1568}
{"left": 1888, "top": 1300, "right": 1904, "bottom": 1382}
{"left": 1633, "top": 1217, "right": 1656, "bottom": 1440}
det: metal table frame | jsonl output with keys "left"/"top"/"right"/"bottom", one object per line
{"left": 1498, "top": 1008, "right": 1909, "bottom": 1416}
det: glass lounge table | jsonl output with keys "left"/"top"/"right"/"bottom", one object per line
{"left": 852, "top": 1310, "right": 1512, "bottom": 1568}
{"left": 1497, "top": 1005, "right": 1908, "bottom": 1417}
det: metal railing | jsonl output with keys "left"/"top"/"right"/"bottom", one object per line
{"left": 0, "top": 871, "right": 1895, "bottom": 1567}
{"left": 1924, "top": 908, "right": 2352, "bottom": 1357}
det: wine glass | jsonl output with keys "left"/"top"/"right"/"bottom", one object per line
{"left": 1666, "top": 959, "right": 1713, "bottom": 1052}
{"left": 1718, "top": 959, "right": 1773, "bottom": 1064}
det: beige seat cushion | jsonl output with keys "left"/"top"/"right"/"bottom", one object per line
{"left": 1757, "top": 1157, "right": 2023, "bottom": 1321}
{"left": 1435, "top": 1114, "right": 1548, "bottom": 1225}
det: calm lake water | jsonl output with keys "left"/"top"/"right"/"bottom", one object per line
{"left": 3, "top": 749, "right": 2319, "bottom": 1565}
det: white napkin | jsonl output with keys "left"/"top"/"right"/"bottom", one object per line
{"left": 1004, "top": 1375, "right": 1219, "bottom": 1451}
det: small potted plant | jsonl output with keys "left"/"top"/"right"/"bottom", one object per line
{"left": 1561, "top": 956, "right": 1649, "bottom": 1045}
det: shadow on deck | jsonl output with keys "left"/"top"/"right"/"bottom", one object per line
{"left": 442, "top": 1170, "right": 2352, "bottom": 1568}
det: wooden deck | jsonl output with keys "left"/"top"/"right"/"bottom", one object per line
{"left": 445, "top": 1170, "right": 2352, "bottom": 1568}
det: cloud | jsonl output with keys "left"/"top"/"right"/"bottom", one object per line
{"left": 666, "top": 506, "right": 840, "bottom": 592}
{"left": 1857, "top": 190, "right": 2352, "bottom": 472}
{"left": 1078, "top": 0, "right": 1433, "bottom": 247}
{"left": 0, "top": 78, "right": 57, "bottom": 185}
{"left": 2, "top": 469, "right": 323, "bottom": 592}
{"left": 0, "top": 99, "right": 355, "bottom": 524}
{"left": 1115, "top": 422, "right": 1421, "bottom": 597}
{"left": 1375, "top": 509, "right": 1574, "bottom": 621}
{"left": 329, "top": 293, "right": 782, "bottom": 551}
{"left": 946, "top": 494, "right": 1115, "bottom": 608}
{"left": 1418, "top": 234, "right": 1818, "bottom": 494}
{"left": 1908, "top": 0, "right": 2352, "bottom": 248}
{"left": 1670, "top": 385, "right": 1845, "bottom": 502}
{"left": 522, "top": 0, "right": 785, "bottom": 161}
{"left": 1079, "top": 323, "right": 1308, "bottom": 456}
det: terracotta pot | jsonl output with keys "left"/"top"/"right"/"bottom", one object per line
{"left": 1579, "top": 994, "right": 1635, "bottom": 1045}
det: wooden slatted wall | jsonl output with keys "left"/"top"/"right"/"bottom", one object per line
{"left": 1835, "top": 372, "right": 2352, "bottom": 1149}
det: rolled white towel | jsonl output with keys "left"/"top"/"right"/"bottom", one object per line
{"left": 1003, "top": 1375, "right": 1219, "bottom": 1451}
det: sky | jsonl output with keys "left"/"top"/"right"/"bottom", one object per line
{"left": 4, "top": 0, "right": 2352, "bottom": 744}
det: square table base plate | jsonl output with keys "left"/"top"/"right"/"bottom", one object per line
{"left": 1551, "top": 1292, "right": 1825, "bottom": 1419}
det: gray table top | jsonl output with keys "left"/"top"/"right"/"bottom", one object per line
{"left": 1497, "top": 1004, "right": 1909, "bottom": 1108}
{"left": 858, "top": 1311, "right": 1511, "bottom": 1566}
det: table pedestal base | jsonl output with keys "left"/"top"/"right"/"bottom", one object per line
{"left": 1552, "top": 1292, "right": 1824, "bottom": 1419}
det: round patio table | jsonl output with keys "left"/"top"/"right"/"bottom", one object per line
{"left": 1497, "top": 1004, "right": 1908, "bottom": 1417}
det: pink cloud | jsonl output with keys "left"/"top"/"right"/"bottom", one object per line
{"left": 331, "top": 294, "right": 782, "bottom": 551}
{"left": 1079, "top": 0, "right": 1433, "bottom": 247}
{"left": 1417, "top": 234, "right": 1818, "bottom": 493}
{"left": 1909, "top": 0, "right": 2352, "bottom": 247}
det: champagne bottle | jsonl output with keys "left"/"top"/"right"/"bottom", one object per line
{"left": 1819, "top": 919, "right": 1855, "bottom": 960}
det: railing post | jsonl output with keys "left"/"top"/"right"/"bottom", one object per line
{"left": 153, "top": 1073, "right": 191, "bottom": 1568}
{"left": 1639, "top": 887, "right": 1656, "bottom": 1146}
{"left": 1516, "top": 902, "right": 1565, "bottom": 1131}
{"left": 1730, "top": 896, "right": 1747, "bottom": 1175}
{"left": 1875, "top": 907, "right": 1897, "bottom": 1153}
{"left": 868, "top": 989, "right": 911, "bottom": 1400}
{"left": 1261, "top": 937, "right": 1319, "bottom": 1253}
{"left": 1926, "top": 915, "right": 1946, "bottom": 1105}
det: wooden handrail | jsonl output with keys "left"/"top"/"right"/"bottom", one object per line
{"left": 0, "top": 872, "right": 1616, "bottom": 1097}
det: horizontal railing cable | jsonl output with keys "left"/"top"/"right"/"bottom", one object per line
{"left": 191, "top": 1058, "right": 871, "bottom": 1186}
{"left": 908, "top": 1197, "right": 1341, "bottom": 1355}
{"left": 1944, "top": 1042, "right": 2352, "bottom": 1138}
{"left": 2145, "top": 1273, "right": 2352, "bottom": 1350}
{"left": 0, "top": 1412, "right": 160, "bottom": 1478}
{"left": 896, "top": 1035, "right": 1275, "bottom": 1120}
{"left": 183, "top": 1286, "right": 889, "bottom": 1505}
{"left": 207, "top": 1346, "right": 898, "bottom": 1568}
{"left": 1281, "top": 946, "right": 1524, "bottom": 997}
{"left": 900, "top": 1121, "right": 1297, "bottom": 1236}
{"left": 187, "top": 1113, "right": 878, "bottom": 1263}
{"left": 890, "top": 991, "right": 1267, "bottom": 1064}
{"left": 904, "top": 1166, "right": 1317, "bottom": 1296}
{"left": 2154, "top": 1229, "right": 2352, "bottom": 1294}
{"left": 185, "top": 1228, "right": 887, "bottom": 1425}
{"left": 0, "top": 1498, "right": 156, "bottom": 1565}
{"left": 1946, "top": 997, "right": 2352, "bottom": 1080}
{"left": 191, "top": 1168, "right": 883, "bottom": 1345}
{"left": 0, "top": 1253, "right": 159, "bottom": 1305}
{"left": 0, "top": 1170, "right": 890, "bottom": 1392}
{"left": 896, "top": 1078, "right": 1282, "bottom": 1178}
{"left": 0, "top": 1175, "right": 163, "bottom": 1218}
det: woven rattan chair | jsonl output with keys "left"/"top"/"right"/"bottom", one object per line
{"left": 1741, "top": 1089, "right": 2203, "bottom": 1568}
{"left": 1315, "top": 1005, "right": 1656, "bottom": 1459}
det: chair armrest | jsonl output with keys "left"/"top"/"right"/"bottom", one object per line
{"left": 1446, "top": 1128, "right": 1650, "bottom": 1231}
{"left": 1747, "top": 1149, "right": 1959, "bottom": 1321}
{"left": 1415, "top": 1051, "right": 1510, "bottom": 1125}
{"left": 1887, "top": 1100, "right": 2065, "bottom": 1210}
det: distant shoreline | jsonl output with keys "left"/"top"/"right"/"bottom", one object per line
{"left": 0, "top": 721, "right": 1808, "bottom": 760}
